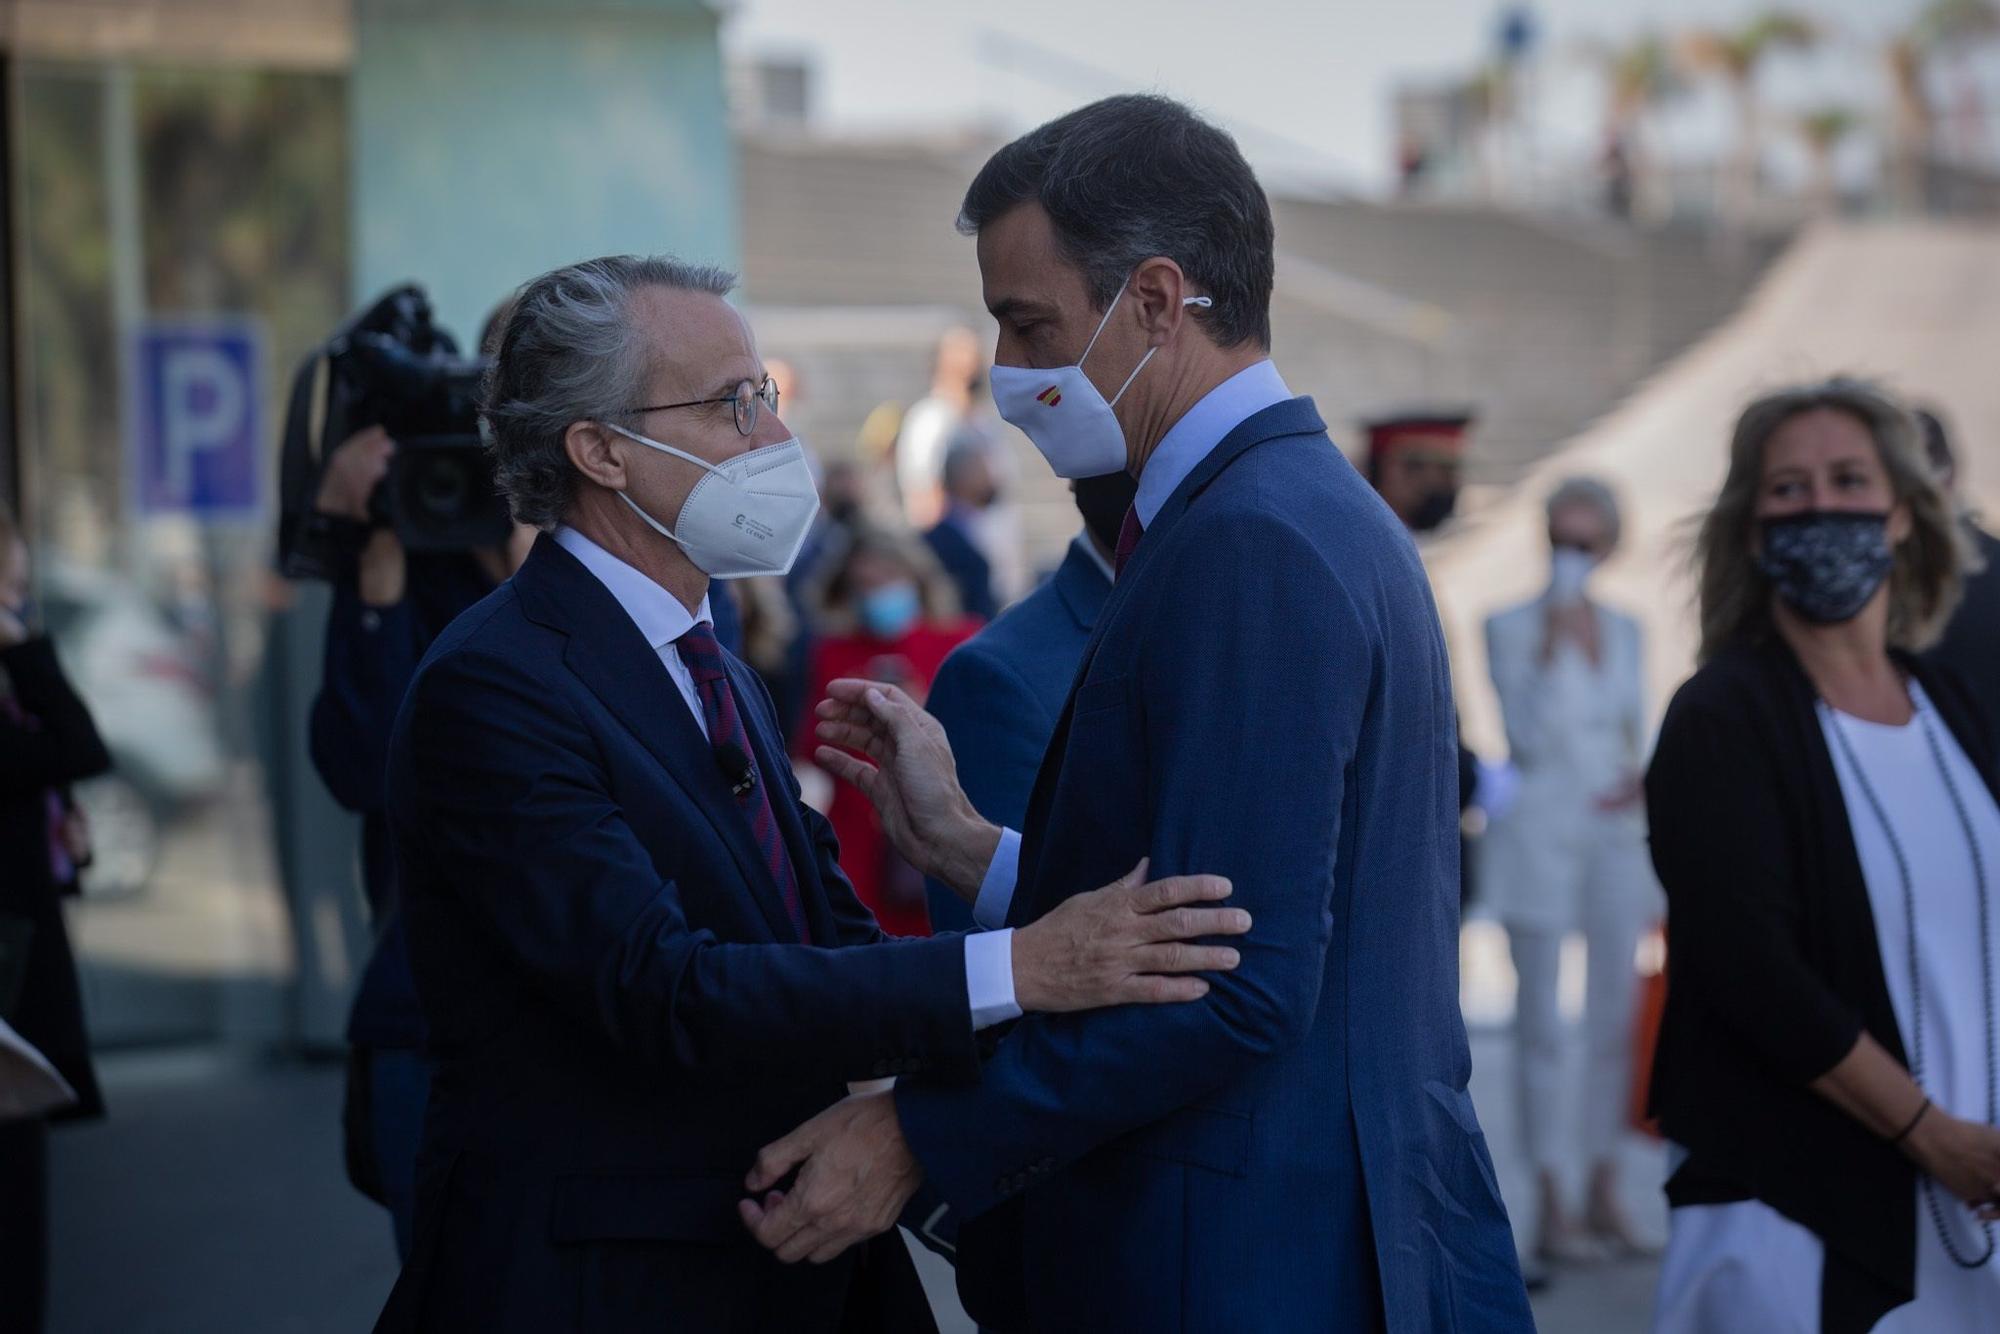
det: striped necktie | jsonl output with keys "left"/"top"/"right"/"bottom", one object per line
{"left": 674, "top": 622, "right": 811, "bottom": 942}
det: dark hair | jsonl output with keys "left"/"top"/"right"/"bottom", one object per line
{"left": 958, "top": 94, "right": 1275, "bottom": 350}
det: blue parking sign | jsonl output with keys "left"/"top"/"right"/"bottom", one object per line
{"left": 128, "top": 319, "right": 264, "bottom": 521}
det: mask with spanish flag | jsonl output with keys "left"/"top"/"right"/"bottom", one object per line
{"left": 989, "top": 272, "right": 1211, "bottom": 480}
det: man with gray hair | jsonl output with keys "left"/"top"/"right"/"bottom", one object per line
{"left": 372, "top": 255, "right": 1250, "bottom": 1333}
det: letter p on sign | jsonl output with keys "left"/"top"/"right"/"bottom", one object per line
{"left": 128, "top": 320, "right": 264, "bottom": 522}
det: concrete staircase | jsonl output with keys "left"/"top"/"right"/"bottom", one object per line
{"left": 736, "top": 132, "right": 1789, "bottom": 572}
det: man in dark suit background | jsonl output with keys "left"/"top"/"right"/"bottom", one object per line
{"left": 1920, "top": 406, "right": 2000, "bottom": 744}
{"left": 923, "top": 473, "right": 1132, "bottom": 935}
{"left": 375, "top": 254, "right": 1248, "bottom": 1333}
{"left": 307, "top": 425, "right": 521, "bottom": 1259}
{"left": 921, "top": 439, "right": 1002, "bottom": 622}
{"left": 748, "top": 96, "right": 1531, "bottom": 1331}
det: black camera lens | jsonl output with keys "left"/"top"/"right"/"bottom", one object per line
{"left": 416, "top": 456, "right": 469, "bottom": 518}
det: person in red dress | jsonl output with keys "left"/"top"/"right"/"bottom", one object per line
{"left": 796, "top": 523, "right": 982, "bottom": 936}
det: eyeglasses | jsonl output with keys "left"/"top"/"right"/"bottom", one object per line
{"left": 626, "top": 376, "right": 780, "bottom": 437}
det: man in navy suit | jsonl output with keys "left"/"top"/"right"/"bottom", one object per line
{"left": 748, "top": 96, "right": 1532, "bottom": 1331}
{"left": 923, "top": 474, "right": 1131, "bottom": 935}
{"left": 374, "top": 254, "right": 1248, "bottom": 1333}
{"left": 922, "top": 440, "right": 1002, "bottom": 623}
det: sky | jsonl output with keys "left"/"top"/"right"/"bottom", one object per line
{"left": 721, "top": 0, "right": 1944, "bottom": 194}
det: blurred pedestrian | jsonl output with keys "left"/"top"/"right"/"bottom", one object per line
{"left": 0, "top": 504, "right": 111, "bottom": 1334}
{"left": 309, "top": 425, "right": 534, "bottom": 1259}
{"left": 923, "top": 437, "right": 1002, "bottom": 622}
{"left": 1482, "top": 476, "right": 1659, "bottom": 1267}
{"left": 1919, "top": 406, "right": 2000, "bottom": 751}
{"left": 896, "top": 326, "right": 987, "bottom": 530}
{"left": 1363, "top": 407, "right": 1487, "bottom": 909}
{"left": 1364, "top": 409, "right": 1472, "bottom": 536}
{"left": 923, "top": 472, "right": 1134, "bottom": 935}
{"left": 310, "top": 297, "right": 540, "bottom": 1260}
{"left": 1648, "top": 378, "right": 2000, "bottom": 1333}
{"left": 795, "top": 524, "right": 978, "bottom": 936}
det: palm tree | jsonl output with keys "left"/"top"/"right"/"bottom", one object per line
{"left": 1916, "top": 0, "right": 2000, "bottom": 165}
{"left": 1680, "top": 11, "right": 1818, "bottom": 230}
{"left": 1885, "top": 34, "right": 1932, "bottom": 214}
{"left": 1797, "top": 106, "right": 1860, "bottom": 216}
{"left": 1583, "top": 32, "right": 1682, "bottom": 222}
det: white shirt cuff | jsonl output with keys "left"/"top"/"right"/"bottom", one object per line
{"left": 972, "top": 827, "right": 1022, "bottom": 930}
{"left": 964, "top": 927, "right": 1022, "bottom": 1030}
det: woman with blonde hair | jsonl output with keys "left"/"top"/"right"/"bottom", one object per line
{"left": 1647, "top": 377, "right": 2000, "bottom": 1332}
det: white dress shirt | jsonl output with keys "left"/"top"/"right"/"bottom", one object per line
{"left": 555, "top": 526, "right": 1019, "bottom": 1029}
{"left": 970, "top": 360, "right": 1293, "bottom": 928}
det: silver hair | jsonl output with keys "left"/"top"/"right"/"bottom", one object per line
{"left": 480, "top": 254, "right": 737, "bottom": 529}
{"left": 1545, "top": 474, "right": 1623, "bottom": 548}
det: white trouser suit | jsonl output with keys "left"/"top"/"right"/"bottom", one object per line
{"left": 1482, "top": 595, "right": 1662, "bottom": 1173}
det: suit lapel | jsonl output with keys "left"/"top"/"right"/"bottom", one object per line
{"left": 515, "top": 539, "right": 797, "bottom": 943}
{"left": 1010, "top": 397, "right": 1329, "bottom": 924}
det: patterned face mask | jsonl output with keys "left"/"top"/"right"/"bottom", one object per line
{"left": 1756, "top": 510, "right": 1894, "bottom": 625}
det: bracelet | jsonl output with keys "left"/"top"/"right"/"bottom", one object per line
{"left": 1890, "top": 1096, "right": 1933, "bottom": 1147}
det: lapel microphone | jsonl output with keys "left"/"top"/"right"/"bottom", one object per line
{"left": 715, "top": 741, "right": 757, "bottom": 798}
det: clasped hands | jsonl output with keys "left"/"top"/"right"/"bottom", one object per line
{"left": 738, "top": 678, "right": 1249, "bottom": 1263}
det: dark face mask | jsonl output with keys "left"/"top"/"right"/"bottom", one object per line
{"left": 1073, "top": 471, "right": 1139, "bottom": 552}
{"left": 1407, "top": 487, "right": 1458, "bottom": 534}
{"left": 1756, "top": 510, "right": 1894, "bottom": 625}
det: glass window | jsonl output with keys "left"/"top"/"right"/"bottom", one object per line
{"left": 13, "top": 61, "right": 349, "bottom": 1046}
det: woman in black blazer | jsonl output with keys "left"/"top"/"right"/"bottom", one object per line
{"left": 0, "top": 507, "right": 110, "bottom": 1334}
{"left": 1647, "top": 378, "right": 2000, "bottom": 1333}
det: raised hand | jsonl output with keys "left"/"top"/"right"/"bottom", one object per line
{"left": 315, "top": 425, "right": 395, "bottom": 523}
{"left": 813, "top": 678, "right": 998, "bottom": 899}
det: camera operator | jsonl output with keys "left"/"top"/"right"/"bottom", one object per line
{"left": 308, "top": 422, "right": 530, "bottom": 1260}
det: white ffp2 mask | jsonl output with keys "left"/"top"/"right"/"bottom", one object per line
{"left": 606, "top": 424, "right": 820, "bottom": 579}
{"left": 989, "top": 275, "right": 1213, "bottom": 479}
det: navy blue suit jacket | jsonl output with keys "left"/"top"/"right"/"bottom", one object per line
{"left": 895, "top": 399, "right": 1531, "bottom": 1332}
{"left": 924, "top": 541, "right": 1109, "bottom": 935}
{"left": 374, "top": 536, "right": 959, "bottom": 1333}
{"left": 924, "top": 512, "right": 999, "bottom": 622}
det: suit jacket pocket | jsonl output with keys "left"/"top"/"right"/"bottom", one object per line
{"left": 1112, "top": 1102, "right": 1252, "bottom": 1177}
{"left": 549, "top": 1172, "right": 750, "bottom": 1246}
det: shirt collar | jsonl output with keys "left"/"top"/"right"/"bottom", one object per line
{"left": 554, "top": 525, "right": 711, "bottom": 650}
{"left": 1132, "top": 359, "right": 1291, "bottom": 528}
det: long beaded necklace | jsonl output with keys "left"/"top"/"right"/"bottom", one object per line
{"left": 1825, "top": 696, "right": 1996, "bottom": 1269}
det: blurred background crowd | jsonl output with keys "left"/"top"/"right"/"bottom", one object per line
{"left": 2, "top": 0, "right": 2000, "bottom": 1330}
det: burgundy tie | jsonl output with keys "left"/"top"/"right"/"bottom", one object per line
{"left": 675, "top": 622, "right": 811, "bottom": 942}
{"left": 1114, "top": 505, "right": 1144, "bottom": 579}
